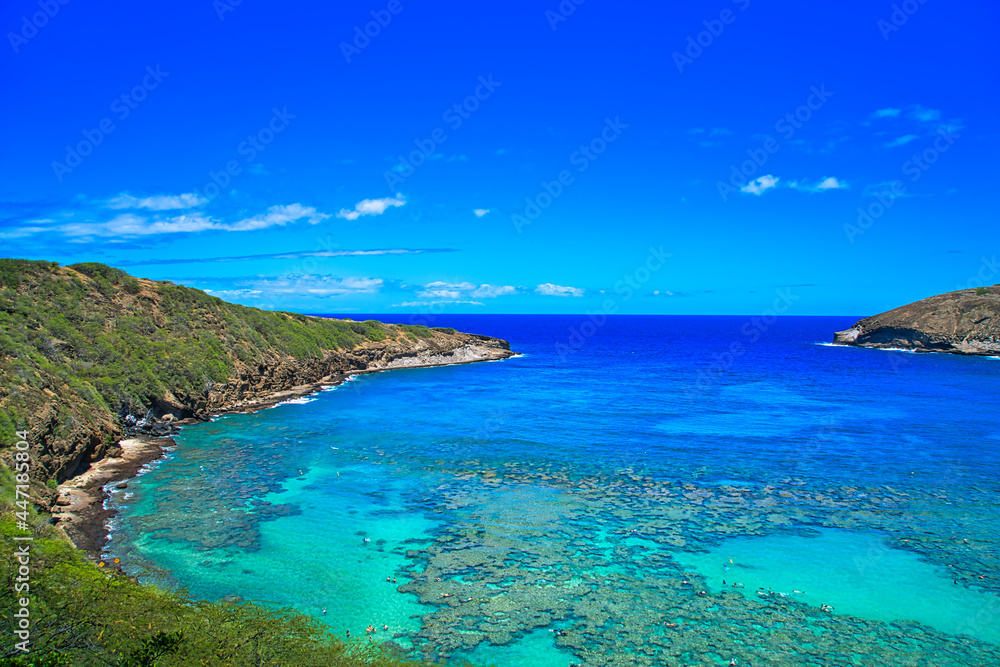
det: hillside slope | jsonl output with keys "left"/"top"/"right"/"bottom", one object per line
{"left": 0, "top": 259, "right": 512, "bottom": 507}
{"left": 833, "top": 286, "right": 1000, "bottom": 356}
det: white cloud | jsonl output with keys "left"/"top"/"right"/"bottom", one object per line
{"left": 107, "top": 193, "right": 207, "bottom": 210}
{"left": 13, "top": 202, "right": 331, "bottom": 239}
{"left": 814, "top": 177, "right": 848, "bottom": 190}
{"left": 418, "top": 281, "right": 475, "bottom": 299}
{"left": 787, "top": 177, "right": 849, "bottom": 193}
{"left": 884, "top": 134, "right": 919, "bottom": 148}
{"left": 227, "top": 204, "right": 330, "bottom": 231}
{"left": 0, "top": 226, "right": 50, "bottom": 239}
{"left": 417, "top": 281, "right": 516, "bottom": 300}
{"left": 473, "top": 208, "right": 490, "bottom": 217}
{"left": 336, "top": 194, "right": 406, "bottom": 220}
{"left": 391, "top": 300, "right": 484, "bottom": 308}
{"left": 536, "top": 283, "right": 584, "bottom": 297}
{"left": 60, "top": 213, "right": 219, "bottom": 237}
{"left": 741, "top": 175, "right": 847, "bottom": 196}
{"left": 204, "top": 289, "right": 264, "bottom": 299}
{"left": 872, "top": 108, "right": 902, "bottom": 119}
{"left": 274, "top": 249, "right": 433, "bottom": 259}
{"left": 908, "top": 106, "right": 941, "bottom": 123}
{"left": 246, "top": 275, "right": 383, "bottom": 297}
{"left": 471, "top": 284, "right": 516, "bottom": 298}
{"left": 741, "top": 175, "right": 779, "bottom": 195}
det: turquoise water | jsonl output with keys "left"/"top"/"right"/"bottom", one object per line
{"left": 675, "top": 529, "right": 1000, "bottom": 645}
{"left": 109, "top": 316, "right": 1000, "bottom": 665}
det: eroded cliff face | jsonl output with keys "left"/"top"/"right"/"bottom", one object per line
{"left": 30, "top": 332, "right": 511, "bottom": 508}
{"left": 833, "top": 287, "right": 1000, "bottom": 356}
{"left": 168, "top": 332, "right": 513, "bottom": 415}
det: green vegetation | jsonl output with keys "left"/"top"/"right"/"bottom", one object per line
{"left": 0, "top": 470, "right": 442, "bottom": 666}
{"left": 0, "top": 259, "right": 441, "bottom": 484}
{"left": 976, "top": 286, "right": 990, "bottom": 295}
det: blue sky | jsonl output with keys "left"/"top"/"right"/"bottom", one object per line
{"left": 1, "top": 0, "right": 997, "bottom": 315}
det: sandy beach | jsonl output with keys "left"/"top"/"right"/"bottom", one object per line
{"left": 52, "top": 436, "right": 169, "bottom": 555}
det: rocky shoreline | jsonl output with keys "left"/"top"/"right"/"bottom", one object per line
{"left": 53, "top": 342, "right": 516, "bottom": 558}
{"left": 833, "top": 287, "right": 1000, "bottom": 356}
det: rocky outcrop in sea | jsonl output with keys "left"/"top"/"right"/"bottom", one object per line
{"left": 833, "top": 287, "right": 1000, "bottom": 356}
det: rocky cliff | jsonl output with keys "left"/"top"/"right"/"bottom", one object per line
{"left": 0, "top": 260, "right": 513, "bottom": 508}
{"left": 833, "top": 287, "right": 1000, "bottom": 356}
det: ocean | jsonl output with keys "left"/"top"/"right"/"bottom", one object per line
{"left": 107, "top": 315, "right": 1000, "bottom": 666}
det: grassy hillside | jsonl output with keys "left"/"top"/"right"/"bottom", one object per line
{"left": 0, "top": 469, "right": 444, "bottom": 666}
{"left": 0, "top": 259, "right": 445, "bottom": 495}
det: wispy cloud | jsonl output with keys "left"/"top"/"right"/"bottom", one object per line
{"left": 689, "top": 127, "right": 734, "bottom": 147}
{"left": 863, "top": 181, "right": 914, "bottom": 199}
{"left": 391, "top": 300, "right": 484, "bottom": 308}
{"left": 741, "top": 175, "right": 848, "bottom": 196}
{"left": 473, "top": 208, "right": 490, "bottom": 218}
{"left": 689, "top": 127, "right": 733, "bottom": 136}
{"left": 908, "top": 105, "right": 941, "bottom": 123}
{"left": 536, "top": 283, "right": 584, "bottom": 297}
{"left": 869, "top": 105, "right": 961, "bottom": 134}
{"left": 2, "top": 199, "right": 333, "bottom": 240}
{"left": 418, "top": 281, "right": 517, "bottom": 300}
{"left": 207, "top": 275, "right": 384, "bottom": 298}
{"left": 226, "top": 204, "right": 330, "bottom": 231}
{"left": 114, "top": 248, "right": 459, "bottom": 267}
{"left": 106, "top": 192, "right": 207, "bottom": 210}
{"left": 884, "top": 134, "right": 919, "bottom": 148}
{"left": 789, "top": 176, "right": 849, "bottom": 192}
{"left": 336, "top": 194, "right": 406, "bottom": 221}
{"left": 55, "top": 204, "right": 330, "bottom": 238}
{"left": 740, "top": 175, "right": 780, "bottom": 195}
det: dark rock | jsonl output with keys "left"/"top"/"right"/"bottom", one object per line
{"left": 834, "top": 288, "right": 1000, "bottom": 356}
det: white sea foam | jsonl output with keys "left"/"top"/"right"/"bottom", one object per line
{"left": 322, "top": 375, "right": 360, "bottom": 391}
{"left": 279, "top": 396, "right": 317, "bottom": 406}
{"left": 815, "top": 342, "right": 919, "bottom": 354}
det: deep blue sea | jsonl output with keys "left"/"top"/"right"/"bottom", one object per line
{"left": 108, "top": 316, "right": 1000, "bottom": 666}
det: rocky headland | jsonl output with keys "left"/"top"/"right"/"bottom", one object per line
{"left": 0, "top": 259, "right": 513, "bottom": 552}
{"left": 833, "top": 286, "right": 1000, "bottom": 356}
